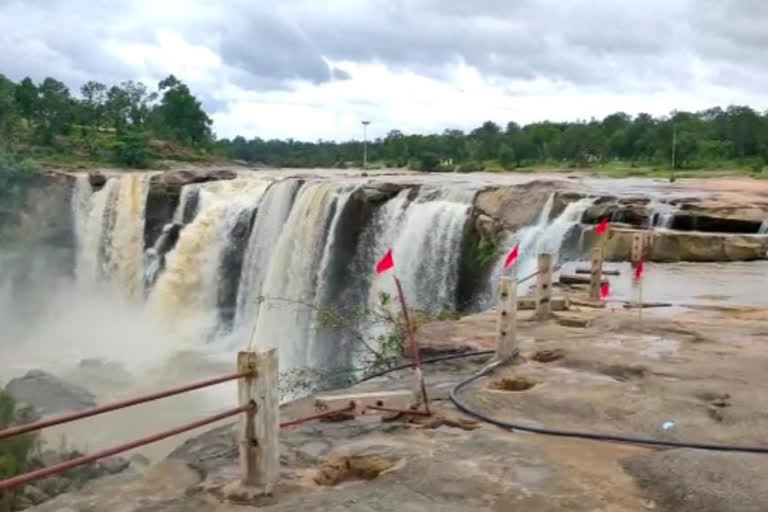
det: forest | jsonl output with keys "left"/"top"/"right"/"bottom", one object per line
{"left": 1, "top": 72, "right": 768, "bottom": 175}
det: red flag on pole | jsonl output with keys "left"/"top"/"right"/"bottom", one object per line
{"left": 634, "top": 259, "right": 644, "bottom": 282}
{"left": 595, "top": 218, "right": 609, "bottom": 235}
{"left": 503, "top": 244, "right": 519, "bottom": 269}
{"left": 600, "top": 281, "right": 610, "bottom": 299}
{"left": 375, "top": 249, "right": 394, "bottom": 274}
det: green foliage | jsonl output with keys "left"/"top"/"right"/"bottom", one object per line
{"left": 0, "top": 146, "right": 36, "bottom": 208}
{"left": 2, "top": 74, "right": 210, "bottom": 168}
{"left": 457, "top": 160, "right": 485, "bottom": 173}
{"left": 0, "top": 391, "right": 38, "bottom": 512}
{"left": 153, "top": 75, "right": 212, "bottom": 145}
{"left": 112, "top": 131, "right": 150, "bottom": 167}
{"left": 474, "top": 233, "right": 499, "bottom": 268}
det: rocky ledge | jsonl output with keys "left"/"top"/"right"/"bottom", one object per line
{"left": 582, "top": 227, "right": 768, "bottom": 262}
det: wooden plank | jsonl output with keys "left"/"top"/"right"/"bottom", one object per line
{"left": 315, "top": 390, "right": 415, "bottom": 415}
{"left": 495, "top": 275, "right": 518, "bottom": 361}
{"left": 575, "top": 268, "right": 620, "bottom": 276}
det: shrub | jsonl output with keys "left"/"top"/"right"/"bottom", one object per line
{"left": 112, "top": 131, "right": 150, "bottom": 168}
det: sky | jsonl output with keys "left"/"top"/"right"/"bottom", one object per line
{"left": 1, "top": 0, "right": 767, "bottom": 141}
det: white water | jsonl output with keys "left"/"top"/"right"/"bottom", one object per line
{"left": 484, "top": 195, "right": 595, "bottom": 301}
{"left": 235, "top": 179, "right": 302, "bottom": 329}
{"left": 147, "top": 178, "right": 271, "bottom": 344}
{"left": 368, "top": 186, "right": 475, "bottom": 314}
{"left": 74, "top": 174, "right": 150, "bottom": 298}
{"left": 248, "top": 182, "right": 352, "bottom": 370}
{"left": 648, "top": 200, "right": 676, "bottom": 229}
{"left": 759, "top": 220, "right": 768, "bottom": 234}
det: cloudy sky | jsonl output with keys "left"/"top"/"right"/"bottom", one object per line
{"left": 1, "top": 0, "right": 766, "bottom": 141}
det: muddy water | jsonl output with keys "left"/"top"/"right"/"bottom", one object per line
{"left": 561, "top": 260, "right": 768, "bottom": 308}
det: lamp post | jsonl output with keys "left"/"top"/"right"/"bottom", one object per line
{"left": 362, "top": 121, "right": 371, "bottom": 169}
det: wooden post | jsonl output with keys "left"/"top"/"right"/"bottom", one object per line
{"left": 238, "top": 348, "right": 279, "bottom": 493}
{"left": 589, "top": 246, "right": 603, "bottom": 301}
{"left": 535, "top": 253, "right": 553, "bottom": 320}
{"left": 495, "top": 274, "right": 518, "bottom": 361}
{"left": 393, "top": 275, "right": 430, "bottom": 414}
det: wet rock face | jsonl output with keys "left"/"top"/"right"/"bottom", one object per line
{"left": 474, "top": 181, "right": 567, "bottom": 229}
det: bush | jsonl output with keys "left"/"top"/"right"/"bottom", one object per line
{"left": 112, "top": 131, "right": 150, "bottom": 168}
{"left": 0, "top": 146, "right": 36, "bottom": 209}
{"left": 457, "top": 160, "right": 485, "bottom": 173}
{"left": 0, "top": 391, "right": 38, "bottom": 511}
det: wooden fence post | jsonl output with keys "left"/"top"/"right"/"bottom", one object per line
{"left": 495, "top": 275, "right": 518, "bottom": 361}
{"left": 536, "top": 253, "right": 553, "bottom": 320}
{"left": 589, "top": 246, "right": 604, "bottom": 301}
{"left": 238, "top": 348, "right": 279, "bottom": 493}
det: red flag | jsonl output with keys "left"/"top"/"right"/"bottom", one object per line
{"left": 600, "top": 281, "right": 610, "bottom": 299}
{"left": 375, "top": 249, "right": 394, "bottom": 274}
{"left": 634, "top": 260, "right": 644, "bottom": 282}
{"left": 595, "top": 218, "right": 609, "bottom": 235}
{"left": 503, "top": 244, "right": 519, "bottom": 269}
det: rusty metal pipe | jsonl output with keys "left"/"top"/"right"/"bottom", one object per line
{"left": 0, "top": 405, "right": 250, "bottom": 491}
{"left": 0, "top": 371, "right": 253, "bottom": 442}
{"left": 280, "top": 403, "right": 356, "bottom": 428}
{"left": 365, "top": 405, "right": 431, "bottom": 416}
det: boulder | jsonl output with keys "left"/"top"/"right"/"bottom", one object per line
{"left": 359, "top": 182, "right": 407, "bottom": 203}
{"left": 474, "top": 181, "right": 566, "bottom": 229}
{"left": 5, "top": 370, "right": 96, "bottom": 415}
{"left": 87, "top": 172, "right": 107, "bottom": 189}
{"left": 584, "top": 227, "right": 768, "bottom": 262}
{"left": 158, "top": 168, "right": 237, "bottom": 188}
{"left": 101, "top": 456, "right": 131, "bottom": 475}
{"left": 23, "top": 485, "right": 50, "bottom": 505}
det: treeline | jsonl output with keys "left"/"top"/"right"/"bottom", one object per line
{"left": 217, "top": 106, "right": 768, "bottom": 172}
{"left": 0, "top": 74, "right": 212, "bottom": 167}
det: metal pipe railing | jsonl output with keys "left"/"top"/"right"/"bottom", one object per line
{"left": 0, "top": 404, "right": 251, "bottom": 491}
{"left": 0, "top": 370, "right": 253, "bottom": 442}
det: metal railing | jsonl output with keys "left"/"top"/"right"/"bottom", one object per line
{"left": 0, "top": 349, "right": 281, "bottom": 494}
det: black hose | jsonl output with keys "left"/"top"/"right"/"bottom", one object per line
{"left": 449, "top": 355, "right": 768, "bottom": 454}
{"left": 356, "top": 350, "right": 495, "bottom": 383}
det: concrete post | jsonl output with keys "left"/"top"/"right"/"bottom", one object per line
{"left": 535, "top": 253, "right": 553, "bottom": 320}
{"left": 238, "top": 348, "right": 279, "bottom": 493}
{"left": 495, "top": 274, "right": 518, "bottom": 361}
{"left": 589, "top": 246, "right": 604, "bottom": 301}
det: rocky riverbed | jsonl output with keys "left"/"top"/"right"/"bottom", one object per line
{"left": 25, "top": 274, "right": 768, "bottom": 511}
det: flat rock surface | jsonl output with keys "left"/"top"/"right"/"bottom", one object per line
{"left": 27, "top": 298, "right": 768, "bottom": 511}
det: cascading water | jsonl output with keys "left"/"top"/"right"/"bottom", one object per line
{"left": 482, "top": 195, "right": 595, "bottom": 304}
{"left": 368, "top": 186, "right": 475, "bottom": 314}
{"left": 147, "top": 178, "right": 271, "bottom": 343}
{"left": 648, "top": 200, "right": 676, "bottom": 229}
{"left": 235, "top": 179, "right": 303, "bottom": 329}
{"left": 248, "top": 182, "right": 353, "bottom": 370}
{"left": 73, "top": 174, "right": 150, "bottom": 297}
{"left": 759, "top": 220, "right": 768, "bottom": 235}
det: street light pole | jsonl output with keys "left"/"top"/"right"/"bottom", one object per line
{"left": 362, "top": 121, "right": 370, "bottom": 169}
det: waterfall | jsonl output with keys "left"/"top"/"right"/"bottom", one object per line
{"left": 146, "top": 178, "right": 271, "bottom": 343}
{"left": 483, "top": 196, "right": 595, "bottom": 302}
{"left": 759, "top": 220, "right": 768, "bottom": 234}
{"left": 73, "top": 174, "right": 150, "bottom": 297}
{"left": 648, "top": 200, "right": 676, "bottom": 229}
{"left": 106, "top": 174, "right": 151, "bottom": 298}
{"left": 235, "top": 179, "right": 303, "bottom": 329}
{"left": 248, "top": 182, "right": 353, "bottom": 369}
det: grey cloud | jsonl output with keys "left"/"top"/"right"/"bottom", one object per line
{"left": 2, "top": 0, "right": 768, "bottom": 101}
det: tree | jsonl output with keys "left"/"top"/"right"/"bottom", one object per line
{"left": 13, "top": 77, "right": 38, "bottom": 120}
{"left": 80, "top": 80, "right": 107, "bottom": 130}
{"left": 154, "top": 75, "right": 212, "bottom": 145}
{"left": 0, "top": 391, "right": 37, "bottom": 512}
{"left": 36, "top": 77, "right": 73, "bottom": 144}
{"left": 0, "top": 75, "right": 18, "bottom": 139}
